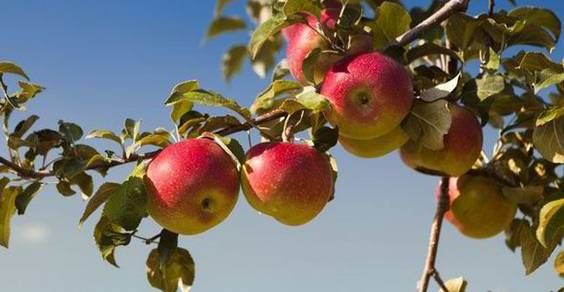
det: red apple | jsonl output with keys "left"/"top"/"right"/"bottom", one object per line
{"left": 241, "top": 142, "right": 334, "bottom": 226}
{"left": 282, "top": 4, "right": 372, "bottom": 85}
{"left": 437, "top": 176, "right": 517, "bottom": 239}
{"left": 145, "top": 138, "right": 239, "bottom": 235}
{"left": 400, "top": 103, "right": 483, "bottom": 176}
{"left": 321, "top": 52, "right": 413, "bottom": 140}
{"left": 338, "top": 125, "right": 408, "bottom": 158}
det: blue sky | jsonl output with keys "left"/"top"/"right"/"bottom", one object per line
{"left": 0, "top": 0, "right": 563, "bottom": 291}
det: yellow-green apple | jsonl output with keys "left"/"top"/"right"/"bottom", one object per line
{"left": 400, "top": 103, "right": 483, "bottom": 176}
{"left": 321, "top": 52, "right": 413, "bottom": 139}
{"left": 338, "top": 125, "right": 408, "bottom": 158}
{"left": 144, "top": 138, "right": 239, "bottom": 235}
{"left": 438, "top": 175, "right": 517, "bottom": 239}
{"left": 241, "top": 142, "right": 334, "bottom": 226}
{"left": 282, "top": 4, "right": 372, "bottom": 84}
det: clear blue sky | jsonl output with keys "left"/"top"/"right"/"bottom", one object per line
{"left": 1, "top": 0, "right": 562, "bottom": 291}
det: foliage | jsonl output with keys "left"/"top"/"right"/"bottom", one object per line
{"left": 0, "top": 0, "right": 563, "bottom": 291}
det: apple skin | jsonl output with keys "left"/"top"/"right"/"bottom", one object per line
{"left": 282, "top": 6, "right": 372, "bottom": 85}
{"left": 321, "top": 52, "right": 413, "bottom": 140}
{"left": 338, "top": 125, "right": 408, "bottom": 158}
{"left": 144, "top": 138, "right": 240, "bottom": 235}
{"left": 400, "top": 103, "right": 483, "bottom": 177}
{"left": 437, "top": 176, "right": 517, "bottom": 239}
{"left": 241, "top": 142, "right": 334, "bottom": 226}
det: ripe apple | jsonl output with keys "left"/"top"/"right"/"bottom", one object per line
{"left": 144, "top": 138, "right": 240, "bottom": 235}
{"left": 321, "top": 52, "right": 413, "bottom": 140}
{"left": 338, "top": 125, "right": 408, "bottom": 158}
{"left": 400, "top": 103, "right": 483, "bottom": 177}
{"left": 241, "top": 142, "right": 334, "bottom": 226}
{"left": 438, "top": 175, "right": 517, "bottom": 239}
{"left": 282, "top": 5, "right": 372, "bottom": 84}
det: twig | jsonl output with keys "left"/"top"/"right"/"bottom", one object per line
{"left": 488, "top": 0, "right": 495, "bottom": 17}
{"left": 395, "top": 0, "right": 470, "bottom": 47}
{"left": 417, "top": 176, "right": 450, "bottom": 292}
{"left": 433, "top": 269, "right": 449, "bottom": 291}
{"left": 0, "top": 109, "right": 288, "bottom": 179}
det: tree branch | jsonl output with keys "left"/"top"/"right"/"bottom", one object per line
{"left": 417, "top": 176, "right": 450, "bottom": 292}
{"left": 395, "top": 0, "right": 470, "bottom": 47}
{"left": 0, "top": 109, "right": 288, "bottom": 179}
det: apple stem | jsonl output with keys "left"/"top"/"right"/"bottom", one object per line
{"left": 417, "top": 176, "right": 450, "bottom": 292}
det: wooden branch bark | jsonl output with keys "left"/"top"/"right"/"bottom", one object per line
{"left": 395, "top": 0, "right": 470, "bottom": 47}
{"left": 417, "top": 176, "right": 451, "bottom": 292}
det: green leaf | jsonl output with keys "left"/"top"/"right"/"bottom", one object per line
{"left": 501, "top": 186, "right": 543, "bottom": 205}
{"left": 15, "top": 81, "right": 44, "bottom": 101}
{"left": 79, "top": 182, "right": 120, "bottom": 226}
{"left": 171, "top": 89, "right": 251, "bottom": 120}
{"left": 520, "top": 219, "right": 557, "bottom": 275}
{"left": 209, "top": 135, "right": 244, "bottom": 170}
{"left": 476, "top": 74, "right": 505, "bottom": 101}
{"left": 223, "top": 45, "right": 248, "bottom": 81}
{"left": 165, "top": 80, "right": 200, "bottom": 106}
{"left": 283, "top": 0, "right": 321, "bottom": 17}
{"left": 86, "top": 129, "right": 122, "bottom": 144}
{"left": 0, "top": 61, "right": 29, "bottom": 80}
{"left": 207, "top": 16, "right": 246, "bottom": 39}
{"left": 93, "top": 216, "right": 134, "bottom": 267}
{"left": 14, "top": 182, "right": 42, "bottom": 215}
{"left": 134, "top": 132, "right": 172, "bottom": 148}
{"left": 252, "top": 80, "right": 302, "bottom": 113}
{"left": 555, "top": 251, "right": 564, "bottom": 277}
{"left": 295, "top": 87, "right": 330, "bottom": 112}
{"left": 537, "top": 198, "right": 564, "bottom": 248}
{"left": 536, "top": 106, "right": 564, "bottom": 126}
{"left": 146, "top": 247, "right": 195, "bottom": 292}
{"left": 12, "top": 115, "right": 39, "bottom": 138}
{"left": 71, "top": 172, "right": 94, "bottom": 198}
{"left": 485, "top": 47, "right": 501, "bottom": 71}
{"left": 312, "top": 126, "right": 339, "bottom": 152}
{"left": 402, "top": 100, "right": 452, "bottom": 151}
{"left": 532, "top": 116, "right": 564, "bottom": 163}
{"left": 56, "top": 181, "right": 76, "bottom": 197}
{"left": 406, "top": 43, "right": 461, "bottom": 64}
{"left": 252, "top": 38, "right": 282, "bottom": 78}
{"left": 214, "top": 0, "right": 235, "bottom": 17}
{"left": 535, "top": 72, "right": 564, "bottom": 93}
{"left": 439, "top": 277, "right": 467, "bottom": 292}
{"left": 419, "top": 73, "right": 460, "bottom": 102}
{"left": 0, "top": 178, "right": 17, "bottom": 248}
{"left": 368, "top": 2, "right": 411, "bottom": 49}
{"left": 249, "top": 13, "right": 288, "bottom": 59}
{"left": 445, "top": 14, "right": 482, "bottom": 53}
{"left": 58, "top": 121, "right": 83, "bottom": 143}
{"left": 508, "top": 7, "right": 561, "bottom": 40}
{"left": 102, "top": 177, "right": 147, "bottom": 231}
{"left": 123, "top": 118, "right": 141, "bottom": 142}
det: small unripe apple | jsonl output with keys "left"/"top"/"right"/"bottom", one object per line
{"left": 321, "top": 52, "right": 413, "bottom": 140}
{"left": 437, "top": 176, "right": 517, "bottom": 239}
{"left": 241, "top": 142, "right": 334, "bottom": 226}
{"left": 400, "top": 103, "right": 483, "bottom": 176}
{"left": 282, "top": 4, "right": 372, "bottom": 85}
{"left": 338, "top": 125, "right": 408, "bottom": 158}
{"left": 145, "top": 138, "right": 240, "bottom": 235}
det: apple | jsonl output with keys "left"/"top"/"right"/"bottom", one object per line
{"left": 400, "top": 103, "right": 483, "bottom": 177}
{"left": 282, "top": 4, "right": 372, "bottom": 84}
{"left": 321, "top": 52, "right": 413, "bottom": 140}
{"left": 338, "top": 125, "right": 408, "bottom": 158}
{"left": 438, "top": 175, "right": 517, "bottom": 239}
{"left": 144, "top": 138, "right": 240, "bottom": 235}
{"left": 241, "top": 142, "right": 334, "bottom": 226}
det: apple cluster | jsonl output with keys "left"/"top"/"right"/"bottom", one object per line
{"left": 143, "top": 1, "right": 517, "bottom": 239}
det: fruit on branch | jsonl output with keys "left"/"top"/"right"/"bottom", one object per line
{"left": 400, "top": 103, "right": 483, "bottom": 177}
{"left": 321, "top": 52, "right": 413, "bottom": 140}
{"left": 241, "top": 142, "right": 334, "bottom": 226}
{"left": 282, "top": 4, "right": 372, "bottom": 84}
{"left": 145, "top": 138, "right": 240, "bottom": 235}
{"left": 338, "top": 125, "right": 408, "bottom": 158}
{"left": 438, "top": 175, "right": 517, "bottom": 239}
